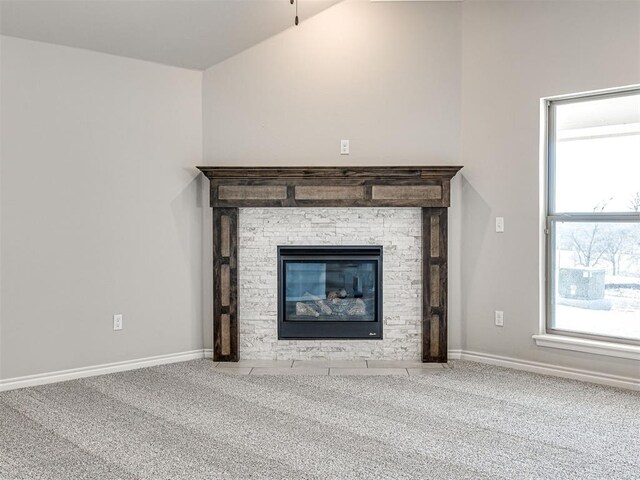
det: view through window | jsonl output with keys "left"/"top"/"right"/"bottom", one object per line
{"left": 547, "top": 88, "right": 640, "bottom": 342}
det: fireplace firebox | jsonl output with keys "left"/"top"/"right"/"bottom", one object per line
{"left": 278, "top": 246, "right": 383, "bottom": 339}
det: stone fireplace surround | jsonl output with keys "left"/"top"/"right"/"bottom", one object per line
{"left": 197, "top": 166, "right": 462, "bottom": 363}
{"left": 239, "top": 208, "right": 421, "bottom": 360}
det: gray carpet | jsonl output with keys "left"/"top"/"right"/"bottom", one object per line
{"left": 1, "top": 360, "right": 638, "bottom": 480}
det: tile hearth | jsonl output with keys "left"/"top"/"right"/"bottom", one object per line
{"left": 211, "top": 360, "right": 450, "bottom": 376}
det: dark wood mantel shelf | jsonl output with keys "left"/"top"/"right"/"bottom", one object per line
{"left": 197, "top": 166, "right": 462, "bottom": 179}
{"left": 197, "top": 165, "right": 463, "bottom": 362}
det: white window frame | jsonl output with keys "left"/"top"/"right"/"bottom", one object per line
{"left": 534, "top": 85, "right": 640, "bottom": 360}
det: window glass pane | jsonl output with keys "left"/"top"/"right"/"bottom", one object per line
{"left": 551, "top": 221, "right": 640, "bottom": 341}
{"left": 553, "top": 93, "right": 640, "bottom": 213}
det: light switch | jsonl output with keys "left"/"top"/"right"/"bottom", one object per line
{"left": 340, "top": 139, "right": 349, "bottom": 155}
{"left": 495, "top": 217, "right": 505, "bottom": 233}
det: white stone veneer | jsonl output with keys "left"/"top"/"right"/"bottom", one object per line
{"left": 238, "top": 208, "right": 422, "bottom": 360}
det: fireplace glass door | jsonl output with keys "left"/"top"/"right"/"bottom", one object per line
{"left": 278, "top": 246, "right": 383, "bottom": 339}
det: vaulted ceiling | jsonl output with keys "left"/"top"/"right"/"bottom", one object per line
{"left": 0, "top": 0, "right": 341, "bottom": 70}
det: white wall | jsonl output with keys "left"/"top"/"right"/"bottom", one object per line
{"left": 2, "top": 0, "right": 637, "bottom": 381}
{"left": 459, "top": 0, "right": 640, "bottom": 380}
{"left": 202, "top": 0, "right": 464, "bottom": 351}
{"left": 0, "top": 37, "right": 203, "bottom": 379}
{"left": 202, "top": 0, "right": 639, "bottom": 379}
{"left": 203, "top": 1, "right": 461, "bottom": 165}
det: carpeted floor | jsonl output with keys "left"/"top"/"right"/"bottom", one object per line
{"left": 1, "top": 360, "right": 638, "bottom": 480}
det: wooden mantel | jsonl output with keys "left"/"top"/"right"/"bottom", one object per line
{"left": 197, "top": 165, "right": 462, "bottom": 363}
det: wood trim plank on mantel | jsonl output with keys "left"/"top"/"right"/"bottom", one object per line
{"left": 198, "top": 166, "right": 461, "bottom": 209}
{"left": 422, "top": 207, "right": 448, "bottom": 363}
{"left": 212, "top": 208, "right": 239, "bottom": 362}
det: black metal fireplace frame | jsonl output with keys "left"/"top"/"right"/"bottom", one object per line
{"left": 277, "top": 245, "right": 383, "bottom": 340}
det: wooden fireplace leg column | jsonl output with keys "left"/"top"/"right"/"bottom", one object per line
{"left": 212, "top": 207, "right": 239, "bottom": 362}
{"left": 422, "top": 207, "right": 448, "bottom": 363}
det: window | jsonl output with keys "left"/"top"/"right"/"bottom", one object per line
{"left": 546, "top": 87, "right": 640, "bottom": 344}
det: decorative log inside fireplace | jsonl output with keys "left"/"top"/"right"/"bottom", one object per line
{"left": 197, "top": 166, "right": 462, "bottom": 363}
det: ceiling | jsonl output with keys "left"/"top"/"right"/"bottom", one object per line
{"left": 0, "top": 0, "right": 341, "bottom": 70}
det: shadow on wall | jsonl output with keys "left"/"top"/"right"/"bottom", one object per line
{"left": 198, "top": 173, "right": 214, "bottom": 349}
{"left": 460, "top": 175, "right": 491, "bottom": 345}
{"left": 167, "top": 169, "right": 207, "bottom": 348}
{"left": 171, "top": 169, "right": 204, "bottom": 259}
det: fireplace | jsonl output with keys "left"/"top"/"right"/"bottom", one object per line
{"left": 278, "top": 246, "right": 383, "bottom": 339}
{"left": 197, "top": 165, "right": 462, "bottom": 362}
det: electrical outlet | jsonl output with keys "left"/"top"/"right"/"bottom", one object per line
{"left": 494, "top": 310, "right": 504, "bottom": 327}
{"left": 495, "top": 217, "right": 505, "bottom": 233}
{"left": 113, "top": 314, "right": 123, "bottom": 331}
{"left": 340, "top": 139, "right": 349, "bottom": 155}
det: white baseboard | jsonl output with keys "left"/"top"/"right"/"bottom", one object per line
{"left": 0, "top": 349, "right": 209, "bottom": 392}
{"left": 448, "top": 349, "right": 639, "bottom": 391}
{"left": 2, "top": 348, "right": 636, "bottom": 392}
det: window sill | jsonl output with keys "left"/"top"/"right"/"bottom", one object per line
{"left": 532, "top": 334, "right": 640, "bottom": 361}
